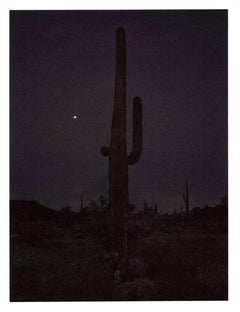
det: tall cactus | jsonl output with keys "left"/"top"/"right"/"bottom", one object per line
{"left": 183, "top": 179, "right": 189, "bottom": 216}
{"left": 80, "top": 194, "right": 83, "bottom": 210}
{"left": 101, "top": 28, "right": 143, "bottom": 259}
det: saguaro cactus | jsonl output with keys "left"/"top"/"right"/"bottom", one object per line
{"left": 143, "top": 200, "right": 147, "bottom": 211}
{"left": 183, "top": 179, "right": 190, "bottom": 216}
{"left": 80, "top": 195, "right": 83, "bottom": 210}
{"left": 101, "top": 28, "right": 143, "bottom": 259}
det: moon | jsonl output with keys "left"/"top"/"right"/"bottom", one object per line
{"left": 73, "top": 115, "right": 77, "bottom": 119}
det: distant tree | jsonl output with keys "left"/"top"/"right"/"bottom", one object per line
{"left": 98, "top": 195, "right": 109, "bottom": 210}
{"left": 191, "top": 207, "right": 201, "bottom": 217}
{"left": 88, "top": 200, "right": 99, "bottom": 210}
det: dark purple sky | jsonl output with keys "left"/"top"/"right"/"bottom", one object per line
{"left": 10, "top": 10, "right": 227, "bottom": 212}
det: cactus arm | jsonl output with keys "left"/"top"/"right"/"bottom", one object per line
{"left": 128, "top": 96, "right": 143, "bottom": 165}
{"left": 101, "top": 146, "right": 110, "bottom": 157}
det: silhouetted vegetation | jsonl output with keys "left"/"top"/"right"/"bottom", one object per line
{"left": 10, "top": 195, "right": 228, "bottom": 301}
{"left": 101, "top": 28, "right": 143, "bottom": 259}
{"left": 183, "top": 179, "right": 190, "bottom": 217}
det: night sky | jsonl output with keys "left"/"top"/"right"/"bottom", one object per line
{"left": 10, "top": 10, "right": 228, "bottom": 212}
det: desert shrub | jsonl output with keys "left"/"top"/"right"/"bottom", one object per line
{"left": 197, "top": 261, "right": 228, "bottom": 299}
{"left": 11, "top": 237, "right": 114, "bottom": 301}
{"left": 12, "top": 221, "right": 60, "bottom": 247}
{"left": 131, "top": 231, "right": 228, "bottom": 299}
{"left": 114, "top": 278, "right": 156, "bottom": 300}
{"left": 210, "top": 222, "right": 228, "bottom": 234}
{"left": 127, "top": 257, "right": 145, "bottom": 280}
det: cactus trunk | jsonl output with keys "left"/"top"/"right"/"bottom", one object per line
{"left": 110, "top": 27, "right": 128, "bottom": 258}
{"left": 80, "top": 195, "right": 83, "bottom": 210}
{"left": 101, "top": 28, "right": 143, "bottom": 259}
{"left": 183, "top": 179, "right": 189, "bottom": 216}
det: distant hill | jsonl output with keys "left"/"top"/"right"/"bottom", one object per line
{"left": 10, "top": 200, "right": 58, "bottom": 222}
